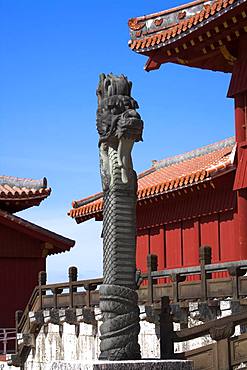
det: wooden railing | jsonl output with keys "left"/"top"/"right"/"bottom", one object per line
{"left": 141, "top": 246, "right": 247, "bottom": 307}
{"left": 142, "top": 246, "right": 247, "bottom": 370}
{"left": 10, "top": 246, "right": 247, "bottom": 369}
{"left": 16, "top": 271, "right": 103, "bottom": 335}
{"left": 0, "top": 328, "right": 16, "bottom": 355}
{"left": 177, "top": 310, "right": 247, "bottom": 370}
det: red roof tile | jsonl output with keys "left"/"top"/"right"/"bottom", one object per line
{"left": 0, "top": 176, "right": 51, "bottom": 213}
{"left": 128, "top": 0, "right": 243, "bottom": 53}
{"left": 69, "top": 137, "right": 235, "bottom": 223}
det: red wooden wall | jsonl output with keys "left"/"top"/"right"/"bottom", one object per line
{"left": 136, "top": 210, "right": 236, "bottom": 275}
{"left": 136, "top": 176, "right": 239, "bottom": 276}
{"left": 0, "top": 223, "right": 46, "bottom": 328}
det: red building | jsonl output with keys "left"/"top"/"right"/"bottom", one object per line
{"left": 69, "top": 138, "right": 236, "bottom": 274}
{"left": 0, "top": 176, "right": 75, "bottom": 331}
{"left": 69, "top": 0, "right": 247, "bottom": 277}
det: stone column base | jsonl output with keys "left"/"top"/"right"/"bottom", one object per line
{"left": 47, "top": 360, "right": 193, "bottom": 370}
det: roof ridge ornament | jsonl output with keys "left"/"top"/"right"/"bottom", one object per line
{"left": 0, "top": 175, "right": 48, "bottom": 189}
{"left": 154, "top": 136, "right": 235, "bottom": 169}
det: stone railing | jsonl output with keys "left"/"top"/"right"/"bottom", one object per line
{"left": 9, "top": 246, "right": 247, "bottom": 368}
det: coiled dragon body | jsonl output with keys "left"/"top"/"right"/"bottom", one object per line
{"left": 96, "top": 74, "right": 143, "bottom": 360}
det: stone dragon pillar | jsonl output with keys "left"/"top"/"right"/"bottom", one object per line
{"left": 96, "top": 73, "right": 143, "bottom": 360}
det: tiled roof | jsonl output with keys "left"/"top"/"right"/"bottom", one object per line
{"left": 0, "top": 210, "right": 75, "bottom": 254}
{"left": 69, "top": 137, "right": 235, "bottom": 222}
{"left": 129, "top": 0, "right": 241, "bottom": 52}
{"left": 0, "top": 176, "right": 51, "bottom": 213}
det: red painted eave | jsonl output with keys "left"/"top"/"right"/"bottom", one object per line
{"left": 129, "top": 0, "right": 247, "bottom": 72}
{"left": 0, "top": 210, "right": 75, "bottom": 254}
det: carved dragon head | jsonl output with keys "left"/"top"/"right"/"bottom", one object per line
{"left": 96, "top": 73, "right": 143, "bottom": 146}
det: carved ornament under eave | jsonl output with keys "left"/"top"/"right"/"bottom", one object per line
{"left": 178, "top": 11, "right": 186, "bottom": 20}
{"left": 154, "top": 18, "right": 163, "bottom": 27}
{"left": 42, "top": 242, "right": 54, "bottom": 257}
{"left": 128, "top": 18, "right": 145, "bottom": 31}
{"left": 203, "top": 4, "right": 211, "bottom": 11}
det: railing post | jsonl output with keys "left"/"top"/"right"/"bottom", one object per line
{"left": 85, "top": 284, "right": 92, "bottom": 307}
{"left": 3, "top": 329, "right": 7, "bottom": 355}
{"left": 199, "top": 245, "right": 212, "bottom": 302}
{"left": 199, "top": 246, "right": 218, "bottom": 321}
{"left": 228, "top": 266, "right": 245, "bottom": 301}
{"left": 170, "top": 273, "right": 185, "bottom": 303}
{"left": 53, "top": 289, "right": 58, "bottom": 309}
{"left": 84, "top": 282, "right": 98, "bottom": 307}
{"left": 170, "top": 273, "right": 187, "bottom": 325}
{"left": 15, "top": 310, "right": 23, "bottom": 353}
{"left": 216, "top": 338, "right": 231, "bottom": 370}
{"left": 160, "top": 296, "right": 174, "bottom": 359}
{"left": 38, "top": 271, "right": 47, "bottom": 310}
{"left": 228, "top": 266, "right": 246, "bottom": 331}
{"left": 68, "top": 266, "right": 78, "bottom": 308}
{"left": 147, "top": 254, "right": 158, "bottom": 304}
{"left": 209, "top": 324, "right": 234, "bottom": 370}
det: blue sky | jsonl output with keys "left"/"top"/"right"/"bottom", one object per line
{"left": 1, "top": 0, "right": 234, "bottom": 282}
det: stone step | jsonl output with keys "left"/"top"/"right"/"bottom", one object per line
{"left": 31, "top": 360, "right": 193, "bottom": 370}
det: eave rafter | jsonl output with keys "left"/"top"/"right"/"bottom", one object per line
{"left": 131, "top": 1, "right": 247, "bottom": 72}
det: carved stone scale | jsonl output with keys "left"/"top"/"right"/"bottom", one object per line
{"left": 96, "top": 73, "right": 143, "bottom": 360}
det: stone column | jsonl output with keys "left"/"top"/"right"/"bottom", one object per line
{"left": 96, "top": 73, "right": 143, "bottom": 360}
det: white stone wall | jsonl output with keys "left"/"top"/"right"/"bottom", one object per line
{"left": 24, "top": 318, "right": 160, "bottom": 369}
{"left": 25, "top": 323, "right": 99, "bottom": 370}
{"left": 3, "top": 300, "right": 244, "bottom": 369}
